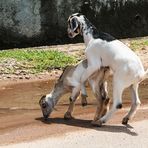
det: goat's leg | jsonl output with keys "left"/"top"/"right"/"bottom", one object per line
{"left": 68, "top": 85, "right": 81, "bottom": 103}
{"left": 64, "top": 97, "right": 75, "bottom": 120}
{"left": 92, "top": 81, "right": 110, "bottom": 124}
{"left": 88, "top": 79, "right": 103, "bottom": 121}
{"left": 69, "top": 63, "right": 99, "bottom": 103}
{"left": 92, "top": 97, "right": 110, "bottom": 125}
{"left": 93, "top": 87, "right": 102, "bottom": 121}
{"left": 64, "top": 87, "right": 80, "bottom": 120}
{"left": 93, "top": 98, "right": 103, "bottom": 121}
{"left": 93, "top": 78, "right": 125, "bottom": 127}
{"left": 122, "top": 83, "right": 141, "bottom": 125}
{"left": 88, "top": 70, "right": 110, "bottom": 123}
{"left": 99, "top": 81, "right": 110, "bottom": 117}
{"left": 100, "top": 97, "right": 110, "bottom": 117}
{"left": 80, "top": 49, "right": 101, "bottom": 84}
{"left": 100, "top": 81, "right": 108, "bottom": 100}
{"left": 81, "top": 81, "right": 88, "bottom": 106}
{"left": 80, "top": 65, "right": 100, "bottom": 84}
{"left": 93, "top": 89, "right": 103, "bottom": 121}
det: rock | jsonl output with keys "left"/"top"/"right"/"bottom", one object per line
{"left": 25, "top": 76, "right": 30, "bottom": 79}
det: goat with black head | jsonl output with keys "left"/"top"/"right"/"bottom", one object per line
{"left": 67, "top": 13, "right": 148, "bottom": 126}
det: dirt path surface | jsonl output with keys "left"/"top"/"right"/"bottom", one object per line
{"left": 0, "top": 42, "right": 148, "bottom": 147}
{"left": 1, "top": 120, "right": 148, "bottom": 148}
{"left": 0, "top": 77, "right": 148, "bottom": 147}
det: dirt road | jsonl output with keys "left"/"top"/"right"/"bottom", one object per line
{"left": 0, "top": 78, "right": 148, "bottom": 147}
{"left": 2, "top": 120, "right": 148, "bottom": 148}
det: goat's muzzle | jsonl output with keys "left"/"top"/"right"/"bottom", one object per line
{"left": 39, "top": 95, "right": 53, "bottom": 120}
{"left": 68, "top": 32, "right": 74, "bottom": 38}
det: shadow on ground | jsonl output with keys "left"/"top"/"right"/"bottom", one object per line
{"left": 36, "top": 117, "right": 138, "bottom": 136}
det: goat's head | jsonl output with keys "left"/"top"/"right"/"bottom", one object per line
{"left": 67, "top": 13, "right": 84, "bottom": 38}
{"left": 39, "top": 95, "right": 54, "bottom": 120}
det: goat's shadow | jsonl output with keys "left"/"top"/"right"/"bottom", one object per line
{"left": 36, "top": 117, "right": 138, "bottom": 136}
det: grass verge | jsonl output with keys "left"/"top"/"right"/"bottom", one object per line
{"left": 0, "top": 48, "right": 78, "bottom": 74}
{"left": 130, "top": 38, "right": 148, "bottom": 51}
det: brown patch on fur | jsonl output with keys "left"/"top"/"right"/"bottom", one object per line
{"left": 104, "top": 98, "right": 110, "bottom": 105}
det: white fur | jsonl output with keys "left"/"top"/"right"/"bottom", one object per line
{"left": 68, "top": 14, "right": 148, "bottom": 125}
{"left": 40, "top": 59, "right": 110, "bottom": 121}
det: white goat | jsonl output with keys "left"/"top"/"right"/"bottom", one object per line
{"left": 67, "top": 13, "right": 148, "bottom": 126}
{"left": 39, "top": 59, "right": 110, "bottom": 122}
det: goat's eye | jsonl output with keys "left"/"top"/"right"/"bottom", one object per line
{"left": 42, "top": 103, "right": 46, "bottom": 108}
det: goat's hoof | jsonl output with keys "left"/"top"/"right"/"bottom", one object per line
{"left": 81, "top": 94, "right": 88, "bottom": 107}
{"left": 91, "top": 120, "right": 103, "bottom": 127}
{"left": 93, "top": 117, "right": 99, "bottom": 122}
{"left": 82, "top": 101, "right": 87, "bottom": 107}
{"left": 64, "top": 112, "right": 74, "bottom": 120}
{"left": 122, "top": 117, "right": 129, "bottom": 125}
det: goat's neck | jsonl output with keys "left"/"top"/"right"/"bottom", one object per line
{"left": 83, "top": 29, "right": 94, "bottom": 46}
{"left": 81, "top": 18, "right": 96, "bottom": 46}
{"left": 47, "top": 88, "right": 65, "bottom": 106}
{"left": 81, "top": 17, "right": 116, "bottom": 46}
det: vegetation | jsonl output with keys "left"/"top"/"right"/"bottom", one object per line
{"left": 0, "top": 48, "right": 78, "bottom": 74}
{"left": 130, "top": 38, "right": 148, "bottom": 51}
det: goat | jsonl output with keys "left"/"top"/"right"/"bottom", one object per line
{"left": 67, "top": 13, "right": 148, "bottom": 126}
{"left": 39, "top": 59, "right": 110, "bottom": 122}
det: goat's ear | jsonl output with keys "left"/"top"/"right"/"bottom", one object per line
{"left": 70, "top": 17, "right": 79, "bottom": 31}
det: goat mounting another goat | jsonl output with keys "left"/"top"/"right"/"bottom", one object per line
{"left": 39, "top": 59, "right": 110, "bottom": 123}
{"left": 67, "top": 13, "right": 148, "bottom": 126}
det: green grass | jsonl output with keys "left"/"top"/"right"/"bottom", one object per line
{"left": 0, "top": 48, "right": 78, "bottom": 74}
{"left": 130, "top": 39, "right": 148, "bottom": 51}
